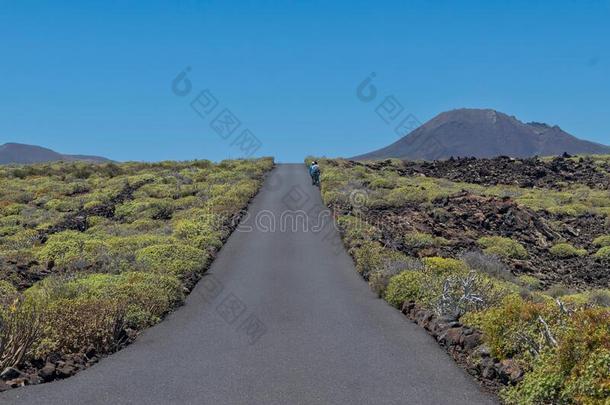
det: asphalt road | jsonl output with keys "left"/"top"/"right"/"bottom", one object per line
{"left": 2, "top": 164, "right": 496, "bottom": 405}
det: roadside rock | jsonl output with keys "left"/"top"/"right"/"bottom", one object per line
{"left": 5, "top": 377, "right": 28, "bottom": 388}
{"left": 400, "top": 301, "right": 521, "bottom": 392}
{"left": 56, "top": 363, "right": 76, "bottom": 379}
{"left": 0, "top": 367, "right": 22, "bottom": 380}
{"left": 498, "top": 359, "right": 524, "bottom": 384}
{"left": 39, "top": 363, "right": 56, "bottom": 382}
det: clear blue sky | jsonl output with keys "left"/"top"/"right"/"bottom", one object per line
{"left": 1, "top": 0, "right": 609, "bottom": 162}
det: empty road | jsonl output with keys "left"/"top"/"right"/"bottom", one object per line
{"left": 2, "top": 164, "right": 495, "bottom": 405}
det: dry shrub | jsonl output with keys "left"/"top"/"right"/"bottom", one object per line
{"left": 460, "top": 251, "right": 515, "bottom": 282}
{"left": 35, "top": 297, "right": 126, "bottom": 358}
{"left": 0, "top": 293, "right": 44, "bottom": 369}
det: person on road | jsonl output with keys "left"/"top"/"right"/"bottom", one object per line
{"left": 309, "top": 161, "right": 320, "bottom": 186}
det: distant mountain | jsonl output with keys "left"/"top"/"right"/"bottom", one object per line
{"left": 354, "top": 109, "right": 610, "bottom": 160}
{"left": 0, "top": 143, "right": 110, "bottom": 164}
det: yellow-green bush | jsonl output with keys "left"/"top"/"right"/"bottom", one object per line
{"left": 518, "top": 274, "right": 542, "bottom": 290}
{"left": 385, "top": 271, "right": 435, "bottom": 308}
{"left": 367, "top": 253, "right": 423, "bottom": 298}
{"left": 83, "top": 200, "right": 106, "bottom": 212}
{"left": 0, "top": 228, "right": 39, "bottom": 250}
{"left": 53, "top": 272, "right": 184, "bottom": 328}
{"left": 477, "top": 236, "right": 529, "bottom": 259}
{"left": 422, "top": 257, "right": 468, "bottom": 275}
{"left": 593, "top": 235, "right": 610, "bottom": 247}
{"left": 462, "top": 294, "right": 562, "bottom": 361}
{"left": 115, "top": 198, "right": 174, "bottom": 222}
{"left": 351, "top": 241, "right": 386, "bottom": 277}
{"left": 561, "top": 348, "right": 610, "bottom": 404}
{"left": 336, "top": 215, "right": 378, "bottom": 247}
{"left": 594, "top": 246, "right": 610, "bottom": 259}
{"left": 36, "top": 230, "right": 109, "bottom": 269}
{"left": 172, "top": 218, "right": 222, "bottom": 251}
{"left": 45, "top": 198, "right": 81, "bottom": 213}
{"left": 501, "top": 352, "right": 565, "bottom": 405}
{"left": 0, "top": 280, "right": 17, "bottom": 298}
{"left": 0, "top": 203, "right": 24, "bottom": 216}
{"left": 135, "top": 243, "right": 208, "bottom": 277}
{"left": 585, "top": 289, "right": 610, "bottom": 307}
{"left": 403, "top": 232, "right": 448, "bottom": 249}
{"left": 502, "top": 308, "right": 610, "bottom": 404}
{"left": 368, "top": 176, "right": 397, "bottom": 189}
{"left": 549, "top": 243, "right": 587, "bottom": 258}
{"left": 383, "top": 258, "right": 477, "bottom": 310}
{"left": 104, "top": 235, "right": 171, "bottom": 272}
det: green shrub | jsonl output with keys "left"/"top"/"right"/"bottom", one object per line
{"left": 61, "top": 272, "right": 184, "bottom": 328}
{"left": 123, "top": 218, "right": 165, "bottom": 232}
{"left": 173, "top": 218, "right": 222, "bottom": 251}
{"left": 368, "top": 255, "right": 423, "bottom": 297}
{"left": 351, "top": 241, "right": 387, "bottom": 278}
{"left": 518, "top": 275, "right": 542, "bottom": 290}
{"left": 45, "top": 198, "right": 80, "bottom": 213}
{"left": 501, "top": 352, "right": 565, "bottom": 405}
{"left": 586, "top": 289, "right": 610, "bottom": 308}
{"left": 104, "top": 235, "right": 171, "bottom": 272}
{"left": 549, "top": 243, "right": 587, "bottom": 258}
{"left": 502, "top": 308, "right": 610, "bottom": 404}
{"left": 0, "top": 203, "right": 24, "bottom": 216}
{"left": 594, "top": 246, "right": 610, "bottom": 259}
{"left": 462, "top": 294, "right": 563, "bottom": 361}
{"left": 403, "top": 232, "right": 448, "bottom": 249}
{"left": 547, "top": 203, "right": 590, "bottom": 217}
{"left": 385, "top": 187, "right": 425, "bottom": 206}
{"left": 385, "top": 271, "right": 434, "bottom": 308}
{"left": 477, "top": 236, "right": 529, "bottom": 259}
{"left": 592, "top": 235, "right": 610, "bottom": 247}
{"left": 336, "top": 215, "right": 378, "bottom": 247}
{"left": 0, "top": 280, "right": 17, "bottom": 298}
{"left": 421, "top": 257, "right": 468, "bottom": 275}
{"left": 111, "top": 272, "right": 183, "bottom": 327}
{"left": 135, "top": 243, "right": 208, "bottom": 277}
{"left": 115, "top": 198, "right": 175, "bottom": 222}
{"left": 83, "top": 200, "right": 106, "bottom": 212}
{"left": 0, "top": 229, "right": 39, "bottom": 250}
{"left": 562, "top": 348, "right": 610, "bottom": 404}
{"left": 368, "top": 176, "right": 396, "bottom": 189}
{"left": 37, "top": 230, "right": 109, "bottom": 269}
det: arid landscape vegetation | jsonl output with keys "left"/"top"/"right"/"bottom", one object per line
{"left": 316, "top": 155, "right": 610, "bottom": 404}
{"left": 0, "top": 158, "right": 273, "bottom": 390}
{"left": 3, "top": 0, "right": 610, "bottom": 403}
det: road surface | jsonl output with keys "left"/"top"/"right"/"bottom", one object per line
{"left": 2, "top": 164, "right": 496, "bottom": 405}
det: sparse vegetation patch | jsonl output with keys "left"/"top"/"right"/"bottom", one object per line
{"left": 316, "top": 156, "right": 610, "bottom": 404}
{"left": 0, "top": 158, "right": 273, "bottom": 389}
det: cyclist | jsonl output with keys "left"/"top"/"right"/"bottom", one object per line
{"left": 309, "top": 161, "right": 320, "bottom": 186}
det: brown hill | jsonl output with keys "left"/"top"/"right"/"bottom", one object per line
{"left": 0, "top": 143, "right": 110, "bottom": 164}
{"left": 354, "top": 109, "right": 610, "bottom": 160}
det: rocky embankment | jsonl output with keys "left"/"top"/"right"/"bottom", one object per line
{"left": 401, "top": 302, "right": 522, "bottom": 392}
{"left": 360, "top": 155, "right": 610, "bottom": 190}
{"left": 365, "top": 192, "right": 610, "bottom": 289}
